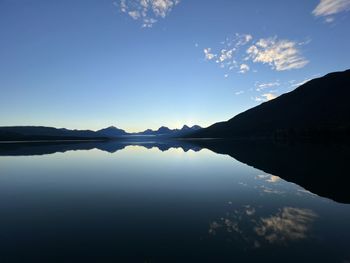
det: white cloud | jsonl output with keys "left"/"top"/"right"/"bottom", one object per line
{"left": 245, "top": 34, "right": 253, "bottom": 43}
{"left": 246, "top": 37, "right": 309, "bottom": 71}
{"left": 262, "top": 93, "right": 277, "bottom": 101}
{"left": 118, "top": 0, "right": 126, "bottom": 12}
{"left": 255, "top": 81, "right": 280, "bottom": 91}
{"left": 290, "top": 78, "right": 313, "bottom": 89}
{"left": 239, "top": 63, "right": 250, "bottom": 73}
{"left": 253, "top": 96, "right": 265, "bottom": 102}
{"left": 203, "top": 33, "right": 253, "bottom": 78}
{"left": 152, "top": 0, "right": 177, "bottom": 17}
{"left": 325, "top": 16, "right": 335, "bottom": 22}
{"left": 235, "top": 90, "right": 244, "bottom": 95}
{"left": 141, "top": 18, "right": 158, "bottom": 28}
{"left": 117, "top": 0, "right": 180, "bottom": 27}
{"left": 254, "top": 93, "right": 278, "bottom": 102}
{"left": 204, "top": 48, "right": 216, "bottom": 60}
{"left": 313, "top": 0, "right": 350, "bottom": 18}
{"left": 288, "top": 74, "right": 321, "bottom": 90}
{"left": 218, "top": 49, "right": 234, "bottom": 63}
{"left": 203, "top": 34, "right": 309, "bottom": 78}
{"left": 128, "top": 10, "right": 141, "bottom": 20}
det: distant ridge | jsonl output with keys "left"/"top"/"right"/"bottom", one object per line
{"left": 134, "top": 125, "right": 202, "bottom": 136}
{"left": 0, "top": 126, "right": 107, "bottom": 141}
{"left": 188, "top": 69, "right": 350, "bottom": 139}
{"left": 0, "top": 124, "right": 202, "bottom": 141}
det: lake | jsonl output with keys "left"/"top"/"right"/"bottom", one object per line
{"left": 0, "top": 140, "right": 349, "bottom": 262}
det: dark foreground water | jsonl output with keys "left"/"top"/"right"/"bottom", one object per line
{"left": 0, "top": 140, "right": 349, "bottom": 262}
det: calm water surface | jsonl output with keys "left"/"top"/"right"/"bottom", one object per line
{"left": 0, "top": 142, "right": 349, "bottom": 262}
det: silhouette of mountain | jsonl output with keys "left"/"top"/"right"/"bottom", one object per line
{"left": 0, "top": 126, "right": 107, "bottom": 141}
{"left": 189, "top": 70, "right": 350, "bottom": 139}
{"left": 157, "top": 126, "right": 173, "bottom": 134}
{"left": 189, "top": 125, "right": 201, "bottom": 130}
{"left": 137, "top": 129, "right": 154, "bottom": 135}
{"left": 135, "top": 126, "right": 174, "bottom": 136}
{"left": 0, "top": 125, "right": 202, "bottom": 141}
{"left": 96, "top": 126, "right": 127, "bottom": 137}
{"left": 136, "top": 125, "right": 202, "bottom": 136}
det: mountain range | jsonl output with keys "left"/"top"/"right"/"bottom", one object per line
{"left": 0, "top": 125, "right": 202, "bottom": 141}
{"left": 1, "top": 69, "right": 349, "bottom": 141}
{"left": 188, "top": 69, "right": 350, "bottom": 139}
{"left": 135, "top": 125, "right": 202, "bottom": 136}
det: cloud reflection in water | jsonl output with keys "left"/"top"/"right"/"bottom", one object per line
{"left": 209, "top": 205, "right": 318, "bottom": 249}
{"left": 255, "top": 207, "right": 318, "bottom": 244}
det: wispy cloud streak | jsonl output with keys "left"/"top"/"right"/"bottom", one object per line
{"left": 313, "top": 0, "right": 350, "bottom": 17}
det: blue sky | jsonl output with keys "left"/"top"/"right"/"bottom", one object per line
{"left": 0, "top": 0, "right": 349, "bottom": 132}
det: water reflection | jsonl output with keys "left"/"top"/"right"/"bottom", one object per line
{"left": 209, "top": 204, "right": 318, "bottom": 247}
{"left": 256, "top": 207, "right": 317, "bottom": 244}
{"left": 194, "top": 139, "right": 350, "bottom": 203}
{"left": 0, "top": 139, "right": 201, "bottom": 156}
{"left": 0, "top": 139, "right": 349, "bottom": 262}
{"left": 0, "top": 139, "right": 349, "bottom": 203}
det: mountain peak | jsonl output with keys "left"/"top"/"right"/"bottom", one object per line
{"left": 97, "top": 126, "right": 127, "bottom": 137}
{"left": 105, "top": 126, "right": 117, "bottom": 130}
{"left": 190, "top": 125, "right": 202, "bottom": 130}
{"left": 157, "top": 126, "right": 172, "bottom": 133}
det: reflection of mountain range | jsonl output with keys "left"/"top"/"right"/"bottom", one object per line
{"left": 0, "top": 139, "right": 201, "bottom": 156}
{"left": 1, "top": 139, "right": 349, "bottom": 203}
{"left": 193, "top": 139, "right": 350, "bottom": 203}
{"left": 189, "top": 70, "right": 350, "bottom": 139}
{"left": 0, "top": 125, "right": 202, "bottom": 141}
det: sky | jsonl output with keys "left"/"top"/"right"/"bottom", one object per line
{"left": 0, "top": 0, "right": 349, "bottom": 132}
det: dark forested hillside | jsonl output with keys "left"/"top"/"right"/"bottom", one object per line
{"left": 190, "top": 70, "right": 350, "bottom": 139}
